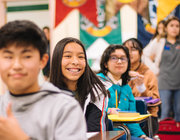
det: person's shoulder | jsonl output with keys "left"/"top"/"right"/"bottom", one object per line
{"left": 0, "top": 92, "right": 8, "bottom": 107}
{"left": 39, "top": 82, "right": 76, "bottom": 104}
{"left": 141, "top": 64, "right": 156, "bottom": 77}
{"left": 152, "top": 37, "right": 165, "bottom": 42}
{"left": 139, "top": 63, "right": 150, "bottom": 74}
{"left": 97, "top": 73, "right": 105, "bottom": 79}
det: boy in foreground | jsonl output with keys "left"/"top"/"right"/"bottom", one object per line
{"left": 0, "top": 20, "right": 87, "bottom": 140}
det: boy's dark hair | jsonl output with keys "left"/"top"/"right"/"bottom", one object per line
{"left": 0, "top": 20, "right": 48, "bottom": 59}
{"left": 99, "top": 44, "right": 131, "bottom": 85}
{"left": 50, "top": 37, "right": 107, "bottom": 108}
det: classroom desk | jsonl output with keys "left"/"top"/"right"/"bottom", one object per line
{"left": 108, "top": 114, "right": 152, "bottom": 140}
{"left": 87, "top": 130, "right": 125, "bottom": 140}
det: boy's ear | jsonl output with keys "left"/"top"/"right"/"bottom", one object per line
{"left": 40, "top": 53, "right": 49, "bottom": 69}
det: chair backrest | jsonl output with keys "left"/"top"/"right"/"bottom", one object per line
{"left": 108, "top": 119, "right": 114, "bottom": 131}
{"left": 136, "top": 99, "right": 148, "bottom": 115}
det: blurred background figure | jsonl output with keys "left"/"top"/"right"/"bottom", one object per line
{"left": 42, "top": 26, "right": 50, "bottom": 80}
{"left": 158, "top": 17, "right": 180, "bottom": 122}
{"left": 143, "top": 16, "right": 180, "bottom": 122}
{"left": 142, "top": 20, "right": 166, "bottom": 75}
{"left": 152, "top": 20, "right": 166, "bottom": 41}
{"left": 123, "top": 38, "right": 160, "bottom": 136}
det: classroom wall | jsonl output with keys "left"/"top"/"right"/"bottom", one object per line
{"left": 6, "top": 0, "right": 49, "bottom": 28}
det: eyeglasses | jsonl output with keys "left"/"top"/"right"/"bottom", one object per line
{"left": 109, "top": 56, "right": 128, "bottom": 63}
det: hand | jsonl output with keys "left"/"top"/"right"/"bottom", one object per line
{"left": 0, "top": 103, "right": 29, "bottom": 140}
{"left": 140, "top": 135, "right": 153, "bottom": 140}
{"left": 108, "top": 108, "right": 120, "bottom": 115}
{"left": 150, "top": 54, "right": 155, "bottom": 62}
{"left": 129, "top": 71, "right": 144, "bottom": 86}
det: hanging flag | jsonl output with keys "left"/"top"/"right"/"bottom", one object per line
{"left": 80, "top": 0, "right": 122, "bottom": 70}
{"left": 80, "top": 0, "right": 122, "bottom": 48}
{"left": 80, "top": 11, "right": 122, "bottom": 50}
{"left": 137, "top": 0, "right": 180, "bottom": 47}
{"left": 157, "top": 0, "right": 180, "bottom": 22}
{"left": 137, "top": 14, "right": 153, "bottom": 47}
{"left": 55, "top": 0, "right": 97, "bottom": 27}
{"left": 175, "top": 5, "right": 180, "bottom": 19}
{"left": 51, "top": 0, "right": 98, "bottom": 50}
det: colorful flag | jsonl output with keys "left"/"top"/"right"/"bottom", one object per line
{"left": 137, "top": 0, "right": 180, "bottom": 47}
{"left": 137, "top": 14, "right": 153, "bottom": 47}
{"left": 51, "top": 0, "right": 180, "bottom": 69}
{"left": 55, "top": 0, "right": 97, "bottom": 27}
{"left": 51, "top": 0, "right": 122, "bottom": 70}
{"left": 80, "top": 11, "right": 122, "bottom": 50}
{"left": 157, "top": 0, "right": 180, "bottom": 22}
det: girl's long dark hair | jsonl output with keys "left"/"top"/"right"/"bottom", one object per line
{"left": 152, "top": 20, "right": 165, "bottom": 40}
{"left": 99, "top": 44, "right": 131, "bottom": 85}
{"left": 50, "top": 37, "right": 107, "bottom": 108}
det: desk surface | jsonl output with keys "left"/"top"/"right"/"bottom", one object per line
{"left": 87, "top": 131, "right": 125, "bottom": 140}
{"left": 108, "top": 114, "right": 151, "bottom": 123}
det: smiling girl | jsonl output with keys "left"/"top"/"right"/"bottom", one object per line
{"left": 50, "top": 37, "right": 108, "bottom": 132}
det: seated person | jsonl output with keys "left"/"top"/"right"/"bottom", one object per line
{"left": 97, "top": 44, "right": 151, "bottom": 140}
{"left": 123, "top": 38, "right": 160, "bottom": 136}
{"left": 50, "top": 37, "right": 108, "bottom": 132}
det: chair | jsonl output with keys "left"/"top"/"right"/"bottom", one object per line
{"left": 136, "top": 99, "right": 153, "bottom": 138}
{"left": 108, "top": 100, "right": 152, "bottom": 139}
{"left": 108, "top": 118, "right": 131, "bottom": 140}
{"left": 136, "top": 99, "right": 148, "bottom": 128}
{"left": 108, "top": 119, "right": 114, "bottom": 131}
{"left": 136, "top": 99, "right": 148, "bottom": 115}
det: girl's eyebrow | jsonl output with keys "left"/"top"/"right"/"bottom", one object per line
{"left": 63, "top": 51, "right": 72, "bottom": 54}
{"left": 63, "top": 51, "right": 85, "bottom": 55}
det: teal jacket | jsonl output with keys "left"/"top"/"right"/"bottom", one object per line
{"left": 97, "top": 73, "right": 145, "bottom": 137}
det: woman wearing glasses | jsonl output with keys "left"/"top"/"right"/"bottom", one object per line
{"left": 97, "top": 45, "right": 151, "bottom": 140}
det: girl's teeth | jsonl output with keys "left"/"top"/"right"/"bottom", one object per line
{"left": 69, "top": 69, "right": 79, "bottom": 72}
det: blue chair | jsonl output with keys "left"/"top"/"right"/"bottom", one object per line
{"left": 108, "top": 119, "right": 114, "bottom": 131}
{"left": 136, "top": 99, "right": 148, "bottom": 115}
{"left": 136, "top": 99, "right": 153, "bottom": 138}
{"left": 136, "top": 99, "right": 148, "bottom": 128}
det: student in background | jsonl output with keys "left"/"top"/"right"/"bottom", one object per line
{"left": 50, "top": 37, "right": 108, "bottom": 132}
{"left": 143, "top": 20, "right": 165, "bottom": 75}
{"left": 0, "top": 20, "right": 87, "bottom": 140}
{"left": 42, "top": 26, "right": 50, "bottom": 80}
{"left": 143, "top": 16, "right": 180, "bottom": 122}
{"left": 151, "top": 20, "right": 165, "bottom": 41}
{"left": 97, "top": 44, "right": 151, "bottom": 140}
{"left": 123, "top": 38, "right": 160, "bottom": 136}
